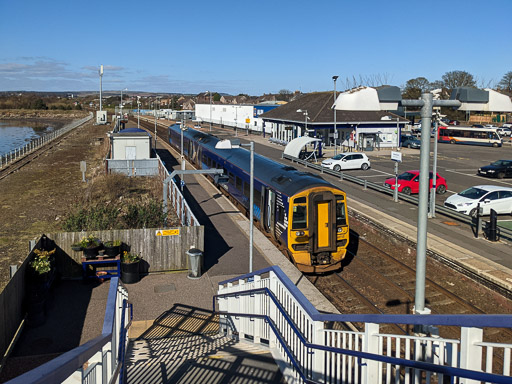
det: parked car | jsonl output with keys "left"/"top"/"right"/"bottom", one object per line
{"left": 400, "top": 135, "right": 421, "bottom": 149}
{"left": 496, "top": 127, "right": 511, "bottom": 137}
{"left": 485, "top": 124, "right": 498, "bottom": 129}
{"left": 449, "top": 120, "right": 460, "bottom": 126}
{"left": 502, "top": 123, "right": 512, "bottom": 129}
{"left": 478, "top": 159, "right": 512, "bottom": 179}
{"left": 444, "top": 185, "right": 512, "bottom": 217}
{"left": 321, "top": 152, "right": 370, "bottom": 171}
{"left": 472, "top": 124, "right": 485, "bottom": 129}
{"left": 384, "top": 170, "right": 447, "bottom": 195}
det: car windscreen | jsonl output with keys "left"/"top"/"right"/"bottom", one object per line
{"left": 332, "top": 154, "right": 343, "bottom": 160}
{"left": 458, "top": 187, "right": 488, "bottom": 199}
{"left": 491, "top": 160, "right": 510, "bottom": 166}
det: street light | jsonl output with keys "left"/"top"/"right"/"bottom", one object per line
{"left": 120, "top": 88, "right": 127, "bottom": 123}
{"left": 333, "top": 75, "right": 339, "bottom": 155}
{"left": 209, "top": 91, "right": 212, "bottom": 132}
{"left": 296, "top": 109, "right": 309, "bottom": 138}
{"left": 137, "top": 96, "right": 141, "bottom": 129}
{"left": 215, "top": 139, "right": 254, "bottom": 273}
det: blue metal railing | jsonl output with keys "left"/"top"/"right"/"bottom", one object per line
{"left": 6, "top": 278, "right": 132, "bottom": 384}
{"left": 216, "top": 266, "right": 512, "bottom": 384}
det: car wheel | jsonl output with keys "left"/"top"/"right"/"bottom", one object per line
{"left": 492, "top": 142, "right": 498, "bottom": 147}
{"left": 333, "top": 165, "right": 341, "bottom": 172}
{"left": 450, "top": 139, "right": 456, "bottom": 144}
{"left": 436, "top": 185, "right": 446, "bottom": 194}
{"left": 407, "top": 144, "right": 411, "bottom": 148}
{"left": 469, "top": 208, "right": 478, "bottom": 218}
{"left": 402, "top": 187, "right": 411, "bottom": 195}
{"left": 497, "top": 172, "right": 505, "bottom": 179}
{"left": 361, "top": 163, "right": 369, "bottom": 170}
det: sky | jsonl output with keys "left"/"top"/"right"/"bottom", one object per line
{"left": 0, "top": 0, "right": 510, "bottom": 95}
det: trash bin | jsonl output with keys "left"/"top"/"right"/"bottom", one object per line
{"left": 187, "top": 248, "right": 203, "bottom": 279}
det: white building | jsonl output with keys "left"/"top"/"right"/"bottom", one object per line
{"left": 110, "top": 128, "right": 152, "bottom": 160}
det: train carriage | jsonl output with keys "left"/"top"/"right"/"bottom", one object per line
{"left": 169, "top": 124, "right": 349, "bottom": 273}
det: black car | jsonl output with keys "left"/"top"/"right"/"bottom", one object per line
{"left": 477, "top": 159, "right": 512, "bottom": 179}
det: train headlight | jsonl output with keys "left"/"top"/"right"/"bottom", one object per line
{"left": 295, "top": 231, "right": 305, "bottom": 236}
{"left": 337, "top": 227, "right": 342, "bottom": 233}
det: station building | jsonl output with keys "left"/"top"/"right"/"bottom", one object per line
{"left": 260, "top": 87, "right": 408, "bottom": 151}
{"left": 450, "top": 87, "right": 512, "bottom": 124}
{"left": 195, "top": 103, "right": 280, "bottom": 135}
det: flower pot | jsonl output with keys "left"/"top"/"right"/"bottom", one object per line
{"left": 121, "top": 261, "right": 140, "bottom": 284}
{"left": 83, "top": 245, "right": 101, "bottom": 259}
{"left": 71, "top": 245, "right": 83, "bottom": 252}
{"left": 104, "top": 245, "right": 120, "bottom": 257}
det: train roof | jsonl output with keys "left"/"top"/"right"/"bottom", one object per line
{"left": 170, "top": 125, "right": 340, "bottom": 197}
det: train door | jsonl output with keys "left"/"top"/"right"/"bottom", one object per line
{"left": 310, "top": 191, "right": 336, "bottom": 253}
{"left": 263, "top": 187, "right": 276, "bottom": 237}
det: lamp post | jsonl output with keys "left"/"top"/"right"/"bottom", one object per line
{"left": 155, "top": 97, "right": 161, "bottom": 148}
{"left": 215, "top": 139, "right": 254, "bottom": 273}
{"left": 208, "top": 91, "right": 212, "bottom": 131}
{"left": 296, "top": 109, "right": 309, "bottom": 138}
{"left": 333, "top": 75, "right": 339, "bottom": 155}
{"left": 120, "top": 87, "right": 127, "bottom": 120}
{"left": 137, "top": 96, "right": 141, "bottom": 129}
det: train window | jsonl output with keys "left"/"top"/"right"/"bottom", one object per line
{"left": 276, "top": 205, "right": 284, "bottom": 223}
{"left": 254, "top": 188, "right": 261, "bottom": 208}
{"left": 243, "top": 182, "right": 250, "bottom": 198}
{"left": 336, "top": 198, "right": 347, "bottom": 226}
{"left": 207, "top": 157, "right": 211, "bottom": 167}
{"left": 229, "top": 173, "right": 235, "bottom": 185}
{"left": 292, "top": 205, "right": 307, "bottom": 229}
{"left": 294, "top": 196, "right": 306, "bottom": 204}
{"left": 236, "top": 176, "right": 242, "bottom": 191}
{"left": 202, "top": 154, "right": 207, "bottom": 164}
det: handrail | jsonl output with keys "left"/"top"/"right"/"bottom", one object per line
{"left": 6, "top": 277, "right": 132, "bottom": 384}
{"left": 216, "top": 267, "right": 512, "bottom": 384}
{"left": 282, "top": 153, "right": 512, "bottom": 240}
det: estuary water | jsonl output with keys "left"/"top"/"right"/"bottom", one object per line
{"left": 0, "top": 119, "right": 65, "bottom": 156}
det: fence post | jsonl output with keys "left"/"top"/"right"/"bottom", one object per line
{"left": 311, "top": 320, "right": 326, "bottom": 382}
{"left": 363, "top": 323, "right": 380, "bottom": 384}
{"left": 460, "top": 327, "right": 483, "bottom": 384}
{"left": 268, "top": 271, "right": 278, "bottom": 349}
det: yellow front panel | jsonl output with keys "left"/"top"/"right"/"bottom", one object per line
{"left": 317, "top": 202, "right": 330, "bottom": 248}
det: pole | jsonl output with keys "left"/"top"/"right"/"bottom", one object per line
{"left": 430, "top": 121, "right": 439, "bottom": 217}
{"left": 137, "top": 97, "right": 140, "bottom": 129}
{"left": 333, "top": 76, "right": 338, "bottom": 155}
{"left": 99, "top": 65, "right": 103, "bottom": 112}
{"left": 393, "top": 161, "right": 399, "bottom": 202}
{"left": 154, "top": 100, "right": 157, "bottom": 149}
{"left": 209, "top": 91, "right": 212, "bottom": 131}
{"left": 249, "top": 142, "right": 254, "bottom": 273}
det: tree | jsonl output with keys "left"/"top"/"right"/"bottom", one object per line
{"left": 213, "top": 93, "right": 221, "bottom": 102}
{"left": 402, "top": 77, "right": 431, "bottom": 99}
{"left": 498, "top": 71, "right": 512, "bottom": 93}
{"left": 441, "top": 70, "right": 476, "bottom": 90}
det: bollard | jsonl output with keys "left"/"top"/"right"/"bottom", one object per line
{"left": 363, "top": 179, "right": 367, "bottom": 190}
{"left": 487, "top": 209, "right": 499, "bottom": 241}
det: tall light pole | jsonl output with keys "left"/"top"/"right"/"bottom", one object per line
{"left": 333, "top": 75, "right": 338, "bottom": 155}
{"left": 215, "top": 140, "right": 254, "bottom": 273}
{"left": 137, "top": 96, "right": 141, "bottom": 129}
{"left": 99, "top": 65, "right": 103, "bottom": 112}
{"left": 296, "top": 109, "right": 309, "bottom": 138}
{"left": 155, "top": 97, "right": 161, "bottom": 148}
{"left": 209, "top": 91, "right": 212, "bottom": 132}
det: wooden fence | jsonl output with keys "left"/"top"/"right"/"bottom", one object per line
{"left": 48, "top": 226, "right": 204, "bottom": 278}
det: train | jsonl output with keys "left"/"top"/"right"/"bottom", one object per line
{"left": 168, "top": 124, "right": 350, "bottom": 273}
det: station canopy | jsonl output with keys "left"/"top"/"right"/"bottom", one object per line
{"left": 283, "top": 137, "right": 322, "bottom": 158}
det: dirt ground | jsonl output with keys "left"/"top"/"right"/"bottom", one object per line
{"left": 0, "top": 118, "right": 111, "bottom": 291}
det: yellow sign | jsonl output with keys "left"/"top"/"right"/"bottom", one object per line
{"left": 245, "top": 118, "right": 250, "bottom": 123}
{"left": 155, "top": 229, "right": 180, "bottom": 236}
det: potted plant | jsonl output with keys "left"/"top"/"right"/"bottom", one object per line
{"left": 29, "top": 248, "right": 56, "bottom": 283}
{"left": 80, "top": 235, "right": 102, "bottom": 259}
{"left": 120, "top": 250, "right": 140, "bottom": 284}
{"left": 103, "top": 240, "right": 122, "bottom": 257}
{"left": 71, "top": 242, "right": 83, "bottom": 252}
{"left": 26, "top": 248, "right": 56, "bottom": 326}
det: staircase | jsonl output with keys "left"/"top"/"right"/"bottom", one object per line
{"left": 125, "top": 305, "right": 285, "bottom": 384}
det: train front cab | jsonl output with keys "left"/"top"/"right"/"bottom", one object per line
{"left": 288, "top": 187, "right": 349, "bottom": 273}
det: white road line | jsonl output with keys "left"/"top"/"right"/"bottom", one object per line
{"left": 445, "top": 169, "right": 512, "bottom": 186}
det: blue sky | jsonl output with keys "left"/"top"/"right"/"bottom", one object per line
{"left": 0, "top": 0, "right": 510, "bottom": 95}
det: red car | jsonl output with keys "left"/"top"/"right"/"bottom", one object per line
{"left": 384, "top": 170, "right": 447, "bottom": 195}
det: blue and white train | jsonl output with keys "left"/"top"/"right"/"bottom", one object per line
{"left": 168, "top": 125, "right": 350, "bottom": 273}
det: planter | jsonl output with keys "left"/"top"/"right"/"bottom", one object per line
{"left": 104, "top": 245, "right": 120, "bottom": 257}
{"left": 83, "top": 245, "right": 101, "bottom": 259}
{"left": 71, "top": 245, "right": 83, "bottom": 252}
{"left": 121, "top": 261, "right": 140, "bottom": 284}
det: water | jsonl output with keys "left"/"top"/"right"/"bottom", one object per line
{"left": 0, "top": 119, "right": 65, "bottom": 156}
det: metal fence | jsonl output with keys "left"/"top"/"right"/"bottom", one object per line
{"left": 216, "top": 266, "right": 512, "bottom": 384}
{"left": 106, "top": 158, "right": 160, "bottom": 176}
{"left": 282, "top": 153, "right": 512, "bottom": 241}
{"left": 0, "top": 113, "right": 93, "bottom": 169}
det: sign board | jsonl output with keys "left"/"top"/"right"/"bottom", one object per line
{"left": 245, "top": 118, "right": 250, "bottom": 123}
{"left": 80, "top": 161, "right": 87, "bottom": 172}
{"left": 155, "top": 229, "right": 180, "bottom": 236}
{"left": 391, "top": 151, "right": 402, "bottom": 162}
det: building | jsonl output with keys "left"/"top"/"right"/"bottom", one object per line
{"left": 260, "top": 90, "right": 408, "bottom": 150}
{"left": 450, "top": 87, "right": 512, "bottom": 124}
{"left": 195, "top": 103, "right": 280, "bottom": 135}
{"left": 110, "top": 128, "right": 152, "bottom": 160}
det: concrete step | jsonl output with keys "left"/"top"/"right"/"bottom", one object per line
{"left": 125, "top": 334, "right": 285, "bottom": 384}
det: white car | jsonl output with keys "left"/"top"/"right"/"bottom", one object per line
{"left": 444, "top": 185, "right": 512, "bottom": 218}
{"left": 497, "top": 127, "right": 511, "bottom": 137}
{"left": 321, "top": 152, "right": 370, "bottom": 171}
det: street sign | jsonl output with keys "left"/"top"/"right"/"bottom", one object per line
{"left": 155, "top": 229, "right": 180, "bottom": 236}
{"left": 391, "top": 151, "right": 402, "bottom": 162}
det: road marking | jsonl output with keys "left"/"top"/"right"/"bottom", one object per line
{"left": 444, "top": 169, "right": 512, "bottom": 186}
